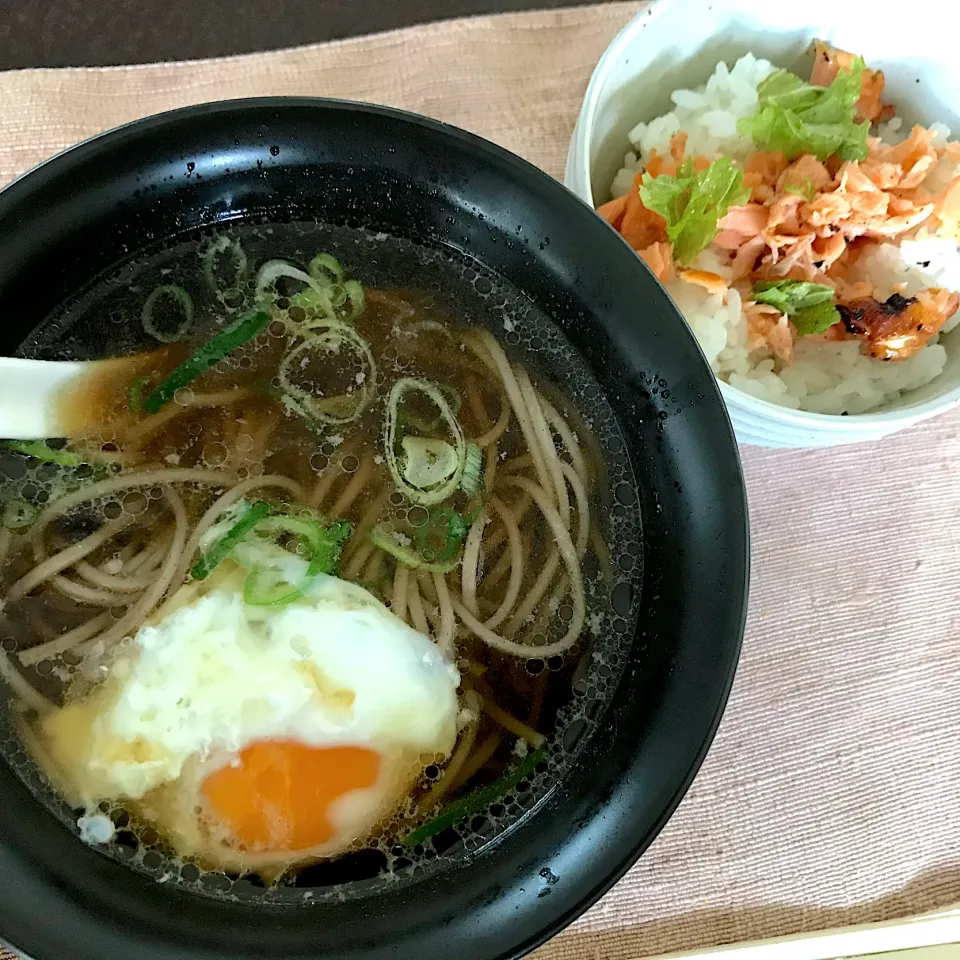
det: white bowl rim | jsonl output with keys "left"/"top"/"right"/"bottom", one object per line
{"left": 576, "top": 0, "right": 690, "bottom": 209}
{"left": 571, "top": 0, "right": 960, "bottom": 432}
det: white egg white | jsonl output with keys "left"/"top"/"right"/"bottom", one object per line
{"left": 40, "top": 561, "right": 461, "bottom": 872}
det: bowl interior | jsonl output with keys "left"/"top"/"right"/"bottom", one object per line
{"left": 0, "top": 100, "right": 748, "bottom": 960}
{"left": 580, "top": 0, "right": 960, "bottom": 421}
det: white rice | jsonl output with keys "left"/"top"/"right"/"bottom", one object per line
{"left": 610, "top": 55, "right": 960, "bottom": 415}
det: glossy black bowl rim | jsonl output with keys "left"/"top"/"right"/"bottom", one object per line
{"left": 0, "top": 97, "right": 750, "bottom": 960}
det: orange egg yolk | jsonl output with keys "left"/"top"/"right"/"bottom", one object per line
{"left": 201, "top": 740, "right": 381, "bottom": 852}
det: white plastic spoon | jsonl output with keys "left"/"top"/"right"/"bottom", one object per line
{"left": 0, "top": 355, "right": 153, "bottom": 440}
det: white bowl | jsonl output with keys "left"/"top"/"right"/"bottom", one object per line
{"left": 565, "top": 0, "right": 960, "bottom": 447}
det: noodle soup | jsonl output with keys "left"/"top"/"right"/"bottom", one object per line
{"left": 0, "top": 223, "right": 641, "bottom": 894}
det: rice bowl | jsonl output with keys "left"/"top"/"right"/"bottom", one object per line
{"left": 566, "top": 0, "right": 960, "bottom": 446}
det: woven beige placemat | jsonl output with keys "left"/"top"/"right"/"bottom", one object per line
{"left": 1, "top": 4, "right": 959, "bottom": 959}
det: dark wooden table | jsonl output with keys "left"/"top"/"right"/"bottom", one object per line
{"left": 0, "top": 0, "right": 593, "bottom": 70}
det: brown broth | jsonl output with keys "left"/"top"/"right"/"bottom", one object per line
{"left": 0, "top": 221, "right": 643, "bottom": 899}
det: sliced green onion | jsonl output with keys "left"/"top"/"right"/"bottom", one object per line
{"left": 127, "top": 374, "right": 151, "bottom": 414}
{"left": 410, "top": 507, "right": 474, "bottom": 566}
{"left": 189, "top": 499, "right": 352, "bottom": 602}
{"left": 243, "top": 567, "right": 305, "bottom": 606}
{"left": 394, "top": 319, "right": 453, "bottom": 340}
{"left": 254, "top": 515, "right": 352, "bottom": 577}
{"left": 400, "top": 437, "right": 460, "bottom": 490}
{"left": 308, "top": 518, "right": 353, "bottom": 575}
{"left": 308, "top": 253, "right": 344, "bottom": 283}
{"left": 141, "top": 307, "right": 271, "bottom": 414}
{"left": 190, "top": 500, "right": 272, "bottom": 581}
{"left": 141, "top": 285, "right": 194, "bottom": 343}
{"left": 460, "top": 443, "right": 483, "bottom": 496}
{"left": 242, "top": 515, "right": 352, "bottom": 606}
{"left": 257, "top": 259, "right": 336, "bottom": 321}
{"left": 326, "top": 284, "right": 348, "bottom": 307}
{"left": 2, "top": 498, "right": 39, "bottom": 531}
{"left": 395, "top": 384, "right": 462, "bottom": 436}
{"left": 339, "top": 279, "right": 365, "bottom": 321}
{"left": 287, "top": 286, "right": 329, "bottom": 315}
{"left": 370, "top": 523, "right": 461, "bottom": 573}
{"left": 256, "top": 259, "right": 314, "bottom": 295}
{"left": 439, "top": 383, "right": 462, "bottom": 413}
{"left": 203, "top": 236, "right": 249, "bottom": 303}
{"left": 386, "top": 378, "right": 466, "bottom": 507}
{"left": 403, "top": 748, "right": 546, "bottom": 847}
{"left": 287, "top": 286, "right": 339, "bottom": 323}
{"left": 0, "top": 440, "right": 87, "bottom": 468}
{"left": 370, "top": 507, "right": 478, "bottom": 572}
{"left": 295, "top": 280, "right": 364, "bottom": 324}
{"left": 281, "top": 255, "right": 363, "bottom": 323}
{"left": 278, "top": 320, "right": 377, "bottom": 427}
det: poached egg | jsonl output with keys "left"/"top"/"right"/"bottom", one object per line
{"left": 41, "top": 561, "right": 460, "bottom": 874}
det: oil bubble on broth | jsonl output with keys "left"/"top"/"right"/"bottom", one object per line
{"left": 0, "top": 221, "right": 642, "bottom": 903}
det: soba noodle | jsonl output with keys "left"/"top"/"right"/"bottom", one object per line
{"left": 0, "top": 243, "right": 612, "bottom": 881}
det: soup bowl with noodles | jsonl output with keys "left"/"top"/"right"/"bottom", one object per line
{"left": 0, "top": 100, "right": 748, "bottom": 960}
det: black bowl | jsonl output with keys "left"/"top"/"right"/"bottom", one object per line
{"left": 0, "top": 99, "right": 748, "bottom": 960}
